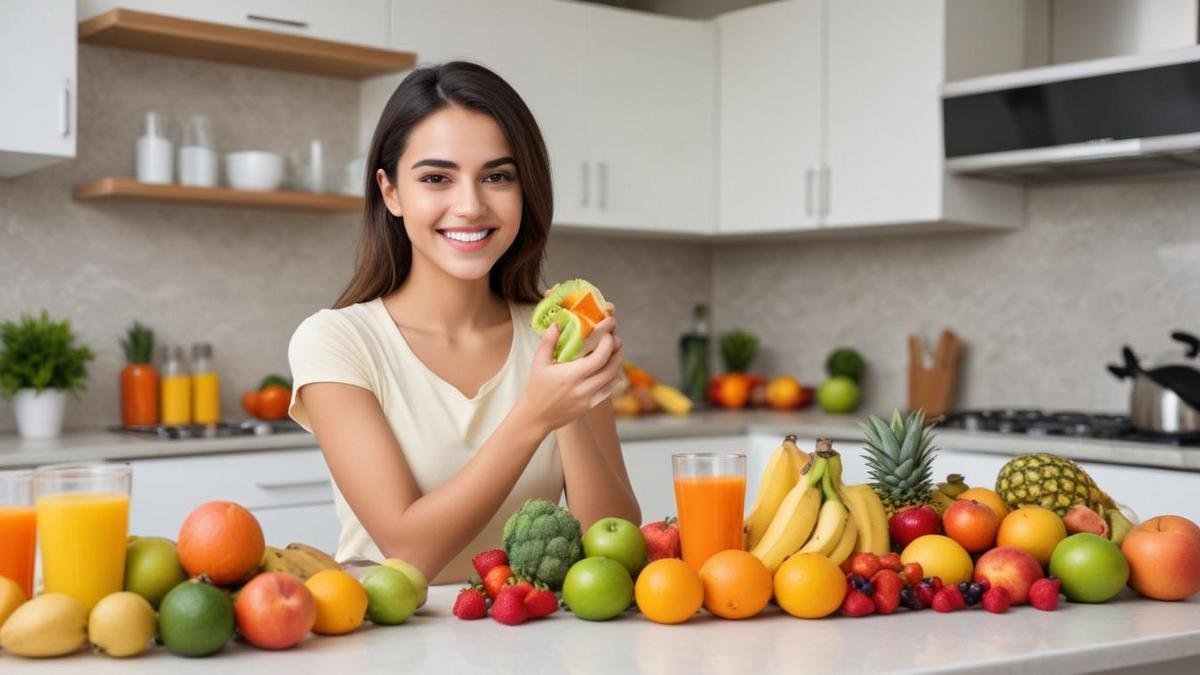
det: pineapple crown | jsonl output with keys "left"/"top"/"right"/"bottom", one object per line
{"left": 860, "top": 409, "right": 937, "bottom": 495}
{"left": 121, "top": 321, "right": 155, "bottom": 365}
{"left": 719, "top": 329, "right": 759, "bottom": 372}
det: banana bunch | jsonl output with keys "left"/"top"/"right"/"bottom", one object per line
{"left": 929, "top": 473, "right": 970, "bottom": 514}
{"left": 261, "top": 542, "right": 341, "bottom": 579}
{"left": 748, "top": 438, "right": 893, "bottom": 572}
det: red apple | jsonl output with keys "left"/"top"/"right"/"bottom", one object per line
{"left": 943, "top": 499, "right": 1001, "bottom": 553}
{"left": 974, "top": 547, "right": 1044, "bottom": 605}
{"left": 889, "top": 506, "right": 942, "bottom": 549}
{"left": 640, "top": 517, "right": 681, "bottom": 561}
{"left": 1122, "top": 515, "right": 1200, "bottom": 601}
{"left": 235, "top": 572, "right": 316, "bottom": 649}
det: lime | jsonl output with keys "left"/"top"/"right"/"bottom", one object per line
{"left": 562, "top": 557, "right": 633, "bottom": 621}
{"left": 825, "top": 348, "right": 866, "bottom": 382}
{"left": 361, "top": 566, "right": 418, "bottom": 625}
{"left": 817, "top": 376, "right": 861, "bottom": 414}
{"left": 125, "top": 536, "right": 187, "bottom": 608}
{"left": 157, "top": 580, "right": 235, "bottom": 657}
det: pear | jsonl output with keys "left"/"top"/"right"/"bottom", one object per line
{"left": 0, "top": 593, "right": 88, "bottom": 657}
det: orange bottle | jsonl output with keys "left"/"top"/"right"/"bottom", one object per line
{"left": 673, "top": 456, "right": 746, "bottom": 573}
{"left": 120, "top": 322, "right": 159, "bottom": 426}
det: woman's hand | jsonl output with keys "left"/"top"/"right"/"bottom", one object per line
{"left": 517, "top": 315, "right": 624, "bottom": 435}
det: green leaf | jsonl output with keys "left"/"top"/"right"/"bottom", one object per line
{"left": 0, "top": 311, "right": 95, "bottom": 397}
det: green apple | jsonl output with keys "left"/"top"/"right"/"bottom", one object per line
{"left": 124, "top": 536, "right": 187, "bottom": 608}
{"left": 583, "top": 517, "right": 647, "bottom": 576}
{"left": 817, "top": 376, "right": 860, "bottom": 414}
{"left": 361, "top": 566, "right": 418, "bottom": 625}
{"left": 383, "top": 558, "right": 428, "bottom": 608}
{"left": 1049, "top": 533, "right": 1130, "bottom": 603}
{"left": 562, "top": 557, "right": 633, "bottom": 621}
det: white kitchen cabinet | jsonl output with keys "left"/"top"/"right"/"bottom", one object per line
{"left": 128, "top": 448, "right": 340, "bottom": 553}
{"left": 717, "top": 0, "right": 822, "bottom": 234}
{"left": 620, "top": 435, "right": 747, "bottom": 524}
{"left": 584, "top": 6, "right": 716, "bottom": 234}
{"left": 0, "top": 1, "right": 76, "bottom": 177}
{"left": 77, "top": 0, "right": 390, "bottom": 49}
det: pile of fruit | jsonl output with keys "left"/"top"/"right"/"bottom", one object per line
{"left": 707, "top": 330, "right": 815, "bottom": 411}
{"left": 612, "top": 361, "right": 695, "bottom": 417}
{"left": 0, "top": 500, "right": 426, "bottom": 659}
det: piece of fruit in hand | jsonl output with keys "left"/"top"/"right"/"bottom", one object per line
{"left": 531, "top": 279, "right": 610, "bottom": 362}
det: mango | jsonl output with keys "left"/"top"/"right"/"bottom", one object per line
{"left": 0, "top": 593, "right": 88, "bottom": 657}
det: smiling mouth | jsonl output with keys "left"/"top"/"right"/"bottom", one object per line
{"left": 437, "top": 228, "right": 496, "bottom": 243}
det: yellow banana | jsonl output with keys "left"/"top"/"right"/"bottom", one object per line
{"left": 750, "top": 456, "right": 826, "bottom": 573}
{"left": 261, "top": 545, "right": 324, "bottom": 578}
{"left": 844, "top": 484, "right": 890, "bottom": 555}
{"left": 650, "top": 384, "right": 692, "bottom": 415}
{"left": 286, "top": 542, "right": 340, "bottom": 570}
{"left": 744, "top": 435, "right": 804, "bottom": 550}
{"left": 827, "top": 511, "right": 858, "bottom": 565}
{"left": 799, "top": 454, "right": 849, "bottom": 557}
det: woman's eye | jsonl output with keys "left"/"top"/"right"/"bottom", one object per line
{"left": 419, "top": 174, "right": 448, "bottom": 184}
{"left": 485, "top": 172, "right": 515, "bottom": 183}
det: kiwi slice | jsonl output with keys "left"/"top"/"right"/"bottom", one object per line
{"left": 531, "top": 301, "right": 585, "bottom": 363}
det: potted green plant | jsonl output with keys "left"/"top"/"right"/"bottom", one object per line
{"left": 0, "top": 311, "right": 95, "bottom": 439}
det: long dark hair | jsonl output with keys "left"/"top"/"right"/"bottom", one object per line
{"left": 335, "top": 61, "right": 552, "bottom": 309}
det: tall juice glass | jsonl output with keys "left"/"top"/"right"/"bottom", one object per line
{"left": 35, "top": 462, "right": 131, "bottom": 611}
{"left": 0, "top": 470, "right": 36, "bottom": 598}
{"left": 673, "top": 453, "right": 746, "bottom": 573}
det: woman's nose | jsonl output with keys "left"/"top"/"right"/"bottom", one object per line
{"left": 452, "top": 182, "right": 486, "bottom": 219}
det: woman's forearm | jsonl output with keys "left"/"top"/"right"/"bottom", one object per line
{"left": 558, "top": 408, "right": 642, "bottom": 529}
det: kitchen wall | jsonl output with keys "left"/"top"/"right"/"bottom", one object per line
{"left": 0, "top": 46, "right": 710, "bottom": 433}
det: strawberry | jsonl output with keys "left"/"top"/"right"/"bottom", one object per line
{"left": 847, "top": 552, "right": 882, "bottom": 580}
{"left": 524, "top": 588, "right": 558, "bottom": 619}
{"left": 982, "top": 586, "right": 1011, "bottom": 614}
{"left": 840, "top": 589, "right": 876, "bottom": 617}
{"left": 931, "top": 585, "right": 965, "bottom": 613}
{"left": 640, "top": 517, "right": 682, "bottom": 561}
{"left": 452, "top": 587, "right": 488, "bottom": 620}
{"left": 900, "top": 562, "right": 924, "bottom": 587}
{"left": 914, "top": 580, "right": 937, "bottom": 608}
{"left": 472, "top": 549, "right": 509, "bottom": 578}
{"left": 491, "top": 585, "right": 529, "bottom": 625}
{"left": 483, "top": 564, "right": 514, "bottom": 599}
{"left": 1029, "top": 577, "right": 1062, "bottom": 612}
{"left": 870, "top": 569, "right": 904, "bottom": 615}
{"left": 878, "top": 552, "right": 902, "bottom": 572}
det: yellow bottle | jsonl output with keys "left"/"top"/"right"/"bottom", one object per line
{"left": 160, "top": 345, "right": 191, "bottom": 426}
{"left": 191, "top": 343, "right": 220, "bottom": 425}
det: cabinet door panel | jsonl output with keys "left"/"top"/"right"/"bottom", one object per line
{"left": 0, "top": 0, "right": 75, "bottom": 174}
{"left": 717, "top": 0, "right": 822, "bottom": 233}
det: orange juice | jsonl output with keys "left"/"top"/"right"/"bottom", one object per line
{"left": 37, "top": 492, "right": 130, "bottom": 611}
{"left": 161, "top": 374, "right": 192, "bottom": 425}
{"left": 192, "top": 371, "right": 220, "bottom": 424}
{"left": 0, "top": 506, "right": 36, "bottom": 598}
{"left": 674, "top": 475, "right": 746, "bottom": 572}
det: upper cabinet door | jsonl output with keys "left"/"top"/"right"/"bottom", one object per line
{"left": 0, "top": 0, "right": 75, "bottom": 177}
{"left": 585, "top": 7, "right": 716, "bottom": 235}
{"left": 823, "top": 0, "right": 942, "bottom": 228}
{"left": 388, "top": 0, "right": 590, "bottom": 227}
{"left": 717, "top": 0, "right": 823, "bottom": 234}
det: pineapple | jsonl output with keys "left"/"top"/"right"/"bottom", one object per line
{"left": 995, "top": 453, "right": 1116, "bottom": 518}
{"left": 861, "top": 410, "right": 939, "bottom": 516}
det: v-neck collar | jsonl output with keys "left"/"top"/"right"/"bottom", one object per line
{"left": 372, "top": 297, "right": 518, "bottom": 402}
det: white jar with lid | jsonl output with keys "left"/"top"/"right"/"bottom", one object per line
{"left": 136, "top": 111, "right": 173, "bottom": 184}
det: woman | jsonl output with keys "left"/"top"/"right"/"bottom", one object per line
{"left": 288, "top": 62, "right": 641, "bottom": 584}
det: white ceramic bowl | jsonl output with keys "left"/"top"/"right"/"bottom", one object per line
{"left": 225, "top": 151, "right": 284, "bottom": 191}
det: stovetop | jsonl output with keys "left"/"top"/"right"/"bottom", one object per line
{"left": 935, "top": 409, "right": 1200, "bottom": 446}
{"left": 109, "top": 419, "right": 305, "bottom": 440}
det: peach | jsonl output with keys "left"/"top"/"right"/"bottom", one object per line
{"left": 973, "top": 546, "right": 1044, "bottom": 605}
{"left": 1122, "top": 515, "right": 1200, "bottom": 601}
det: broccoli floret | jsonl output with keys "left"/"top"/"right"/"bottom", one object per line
{"left": 502, "top": 498, "right": 583, "bottom": 589}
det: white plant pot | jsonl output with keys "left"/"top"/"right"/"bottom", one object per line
{"left": 13, "top": 388, "right": 68, "bottom": 440}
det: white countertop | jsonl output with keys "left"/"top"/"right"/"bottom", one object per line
{"left": 12, "top": 585, "right": 1200, "bottom": 674}
{"left": 1, "top": 408, "right": 1197, "bottom": 472}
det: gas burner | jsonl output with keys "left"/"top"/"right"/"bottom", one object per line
{"left": 936, "top": 409, "right": 1200, "bottom": 446}
{"left": 110, "top": 419, "right": 306, "bottom": 440}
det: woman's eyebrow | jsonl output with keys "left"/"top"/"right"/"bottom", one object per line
{"left": 410, "top": 156, "right": 516, "bottom": 170}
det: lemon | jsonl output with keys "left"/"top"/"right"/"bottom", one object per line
{"left": 901, "top": 534, "right": 974, "bottom": 586}
{"left": 89, "top": 592, "right": 157, "bottom": 658}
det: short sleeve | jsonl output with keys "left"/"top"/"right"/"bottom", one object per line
{"left": 288, "top": 310, "right": 374, "bottom": 431}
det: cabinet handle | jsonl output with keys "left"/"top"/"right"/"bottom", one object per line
{"left": 598, "top": 161, "right": 608, "bottom": 211}
{"left": 581, "top": 161, "right": 589, "bottom": 207}
{"left": 59, "top": 81, "right": 70, "bottom": 137}
{"left": 246, "top": 14, "right": 309, "bottom": 29}
{"left": 820, "top": 164, "right": 831, "bottom": 217}
{"left": 255, "top": 479, "right": 329, "bottom": 490}
{"left": 805, "top": 168, "right": 815, "bottom": 217}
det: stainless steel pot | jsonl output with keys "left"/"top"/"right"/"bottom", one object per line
{"left": 1109, "top": 343, "right": 1200, "bottom": 434}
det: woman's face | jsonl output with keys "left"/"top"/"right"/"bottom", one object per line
{"left": 378, "top": 104, "right": 523, "bottom": 284}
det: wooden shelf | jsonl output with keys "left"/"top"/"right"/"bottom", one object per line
{"left": 73, "top": 177, "right": 363, "bottom": 213}
{"left": 78, "top": 8, "right": 416, "bottom": 80}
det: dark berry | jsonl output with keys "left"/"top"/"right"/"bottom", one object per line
{"left": 962, "top": 588, "right": 983, "bottom": 606}
{"left": 900, "top": 586, "right": 923, "bottom": 610}
{"left": 859, "top": 581, "right": 875, "bottom": 597}
{"left": 976, "top": 578, "right": 990, "bottom": 592}
{"left": 847, "top": 574, "right": 866, "bottom": 588}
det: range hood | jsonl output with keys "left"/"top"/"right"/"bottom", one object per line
{"left": 942, "top": 46, "right": 1200, "bottom": 182}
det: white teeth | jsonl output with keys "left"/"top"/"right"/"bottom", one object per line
{"left": 442, "top": 230, "right": 490, "bottom": 243}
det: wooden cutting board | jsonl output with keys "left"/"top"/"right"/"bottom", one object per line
{"left": 908, "top": 330, "right": 962, "bottom": 417}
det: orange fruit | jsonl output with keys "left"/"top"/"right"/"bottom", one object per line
{"left": 957, "top": 488, "right": 1009, "bottom": 520}
{"left": 697, "top": 549, "right": 772, "bottom": 619}
{"left": 900, "top": 535, "right": 974, "bottom": 586}
{"left": 177, "top": 501, "right": 265, "bottom": 586}
{"left": 773, "top": 553, "right": 846, "bottom": 619}
{"left": 304, "top": 570, "right": 367, "bottom": 635}
{"left": 997, "top": 506, "right": 1067, "bottom": 566}
{"left": 635, "top": 558, "right": 704, "bottom": 624}
{"left": 942, "top": 499, "right": 1001, "bottom": 553}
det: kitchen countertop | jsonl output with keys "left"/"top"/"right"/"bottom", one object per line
{"left": 1, "top": 409, "right": 1197, "bottom": 472}
{"left": 15, "top": 585, "right": 1200, "bottom": 674}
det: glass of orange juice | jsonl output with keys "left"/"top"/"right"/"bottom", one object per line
{"left": 672, "top": 452, "right": 746, "bottom": 573}
{"left": 0, "top": 470, "right": 36, "bottom": 599}
{"left": 34, "top": 462, "right": 132, "bottom": 611}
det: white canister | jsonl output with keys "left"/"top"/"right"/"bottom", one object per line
{"left": 12, "top": 388, "right": 67, "bottom": 440}
{"left": 137, "top": 111, "right": 173, "bottom": 184}
{"left": 179, "top": 146, "right": 217, "bottom": 187}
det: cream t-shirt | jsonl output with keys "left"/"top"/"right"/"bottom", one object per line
{"left": 287, "top": 298, "right": 563, "bottom": 584}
